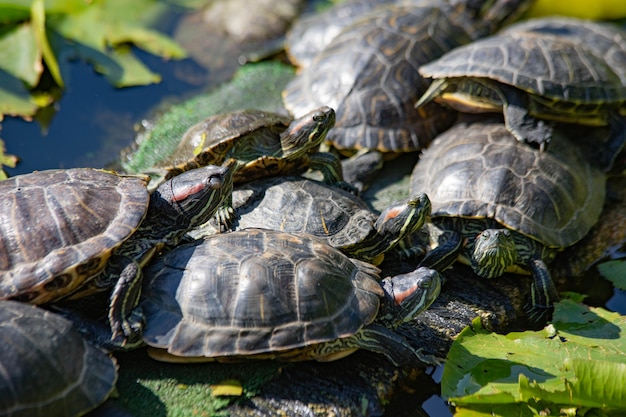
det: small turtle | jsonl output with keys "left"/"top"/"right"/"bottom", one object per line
{"left": 0, "top": 300, "right": 117, "bottom": 417}
{"left": 283, "top": 0, "right": 530, "bottom": 154}
{"left": 416, "top": 17, "right": 626, "bottom": 166}
{"left": 139, "top": 228, "right": 442, "bottom": 366}
{"left": 0, "top": 161, "right": 235, "bottom": 345}
{"left": 190, "top": 176, "right": 431, "bottom": 265}
{"left": 410, "top": 118, "right": 606, "bottom": 322}
{"left": 148, "top": 106, "right": 345, "bottom": 189}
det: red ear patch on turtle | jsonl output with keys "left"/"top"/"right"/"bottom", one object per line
{"left": 171, "top": 182, "right": 208, "bottom": 202}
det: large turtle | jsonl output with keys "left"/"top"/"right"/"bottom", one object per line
{"left": 189, "top": 176, "right": 431, "bottom": 265}
{"left": 0, "top": 300, "right": 117, "bottom": 417}
{"left": 0, "top": 161, "right": 235, "bottom": 345}
{"left": 410, "top": 118, "right": 606, "bottom": 322}
{"left": 148, "top": 106, "right": 345, "bottom": 189}
{"left": 139, "top": 228, "right": 442, "bottom": 366}
{"left": 415, "top": 17, "right": 626, "bottom": 166}
{"left": 282, "top": 0, "right": 530, "bottom": 154}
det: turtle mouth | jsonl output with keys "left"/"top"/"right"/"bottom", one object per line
{"left": 470, "top": 229, "right": 518, "bottom": 279}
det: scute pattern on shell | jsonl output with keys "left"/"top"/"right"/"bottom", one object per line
{"left": 419, "top": 18, "right": 626, "bottom": 104}
{"left": 0, "top": 169, "right": 150, "bottom": 303}
{"left": 410, "top": 120, "right": 605, "bottom": 248}
{"left": 140, "top": 229, "right": 383, "bottom": 358}
{"left": 0, "top": 300, "right": 117, "bottom": 417}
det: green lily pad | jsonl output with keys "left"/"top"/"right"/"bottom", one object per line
{"left": 598, "top": 260, "right": 626, "bottom": 291}
{"left": 443, "top": 300, "right": 626, "bottom": 416}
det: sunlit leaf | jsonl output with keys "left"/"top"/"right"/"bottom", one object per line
{"left": 31, "top": 0, "right": 63, "bottom": 86}
{"left": 443, "top": 300, "right": 626, "bottom": 415}
{"left": 210, "top": 379, "right": 244, "bottom": 397}
{"left": 0, "top": 23, "right": 40, "bottom": 86}
{"left": 598, "top": 260, "right": 626, "bottom": 291}
{"left": 0, "top": 71, "right": 41, "bottom": 117}
{"left": 0, "top": 138, "right": 18, "bottom": 179}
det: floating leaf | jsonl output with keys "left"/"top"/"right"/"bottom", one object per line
{"left": 443, "top": 300, "right": 626, "bottom": 416}
{"left": 210, "top": 379, "right": 244, "bottom": 397}
{"left": 0, "top": 139, "right": 18, "bottom": 179}
{"left": 0, "top": 22, "right": 40, "bottom": 86}
{"left": 598, "top": 260, "right": 626, "bottom": 291}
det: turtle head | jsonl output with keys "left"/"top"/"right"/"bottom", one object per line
{"left": 470, "top": 228, "right": 518, "bottom": 278}
{"left": 280, "top": 106, "right": 335, "bottom": 157}
{"left": 378, "top": 266, "right": 442, "bottom": 327}
{"left": 149, "top": 158, "right": 236, "bottom": 232}
{"left": 373, "top": 193, "right": 432, "bottom": 253}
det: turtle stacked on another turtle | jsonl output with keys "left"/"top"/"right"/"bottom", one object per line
{"left": 415, "top": 17, "right": 626, "bottom": 169}
{"left": 189, "top": 175, "right": 432, "bottom": 265}
{"left": 144, "top": 106, "right": 348, "bottom": 192}
{"left": 409, "top": 117, "right": 606, "bottom": 323}
{"left": 283, "top": 0, "right": 531, "bottom": 155}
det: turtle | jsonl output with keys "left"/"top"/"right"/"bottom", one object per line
{"left": 285, "top": 0, "right": 394, "bottom": 67}
{"left": 409, "top": 117, "right": 606, "bottom": 322}
{"left": 188, "top": 175, "right": 432, "bottom": 265}
{"left": 139, "top": 228, "right": 442, "bottom": 366}
{"left": 0, "top": 160, "right": 236, "bottom": 345}
{"left": 415, "top": 17, "right": 626, "bottom": 167}
{"left": 282, "top": 0, "right": 531, "bottom": 154}
{"left": 0, "top": 300, "right": 117, "bottom": 417}
{"left": 146, "top": 106, "right": 345, "bottom": 190}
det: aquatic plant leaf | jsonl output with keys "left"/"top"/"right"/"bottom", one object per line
{"left": 31, "top": 0, "right": 63, "bottom": 86}
{"left": 597, "top": 260, "right": 626, "bottom": 291}
{"left": 0, "top": 22, "right": 40, "bottom": 86}
{"left": 443, "top": 300, "right": 626, "bottom": 415}
{"left": 0, "top": 139, "right": 18, "bottom": 179}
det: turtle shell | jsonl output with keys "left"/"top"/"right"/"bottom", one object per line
{"left": 155, "top": 109, "right": 292, "bottom": 172}
{"left": 189, "top": 176, "right": 377, "bottom": 249}
{"left": 419, "top": 18, "right": 626, "bottom": 109}
{"left": 410, "top": 119, "right": 606, "bottom": 248}
{"left": 282, "top": 1, "right": 526, "bottom": 153}
{"left": 0, "top": 168, "right": 150, "bottom": 304}
{"left": 0, "top": 300, "right": 117, "bottom": 417}
{"left": 140, "top": 228, "right": 383, "bottom": 359}
{"left": 283, "top": 3, "right": 463, "bottom": 153}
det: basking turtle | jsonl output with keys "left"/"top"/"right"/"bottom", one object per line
{"left": 0, "top": 161, "right": 235, "bottom": 345}
{"left": 416, "top": 17, "right": 626, "bottom": 165}
{"left": 410, "top": 118, "right": 606, "bottom": 322}
{"left": 190, "top": 176, "right": 431, "bottom": 265}
{"left": 285, "top": 0, "right": 393, "bottom": 67}
{"left": 0, "top": 300, "right": 117, "bottom": 417}
{"left": 148, "top": 106, "right": 345, "bottom": 189}
{"left": 283, "top": 0, "right": 530, "bottom": 154}
{"left": 139, "top": 228, "right": 442, "bottom": 366}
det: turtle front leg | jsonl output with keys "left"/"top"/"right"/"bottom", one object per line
{"left": 502, "top": 85, "right": 553, "bottom": 149}
{"left": 108, "top": 256, "right": 146, "bottom": 347}
{"left": 418, "top": 229, "right": 463, "bottom": 272}
{"left": 308, "top": 151, "right": 355, "bottom": 192}
{"left": 525, "top": 258, "right": 559, "bottom": 325}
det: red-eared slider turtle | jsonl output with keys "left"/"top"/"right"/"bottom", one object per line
{"left": 0, "top": 300, "right": 117, "bottom": 417}
{"left": 190, "top": 176, "right": 431, "bottom": 264}
{"left": 285, "top": 0, "right": 392, "bottom": 67}
{"left": 282, "top": 0, "right": 530, "bottom": 154}
{"left": 139, "top": 228, "right": 442, "bottom": 366}
{"left": 410, "top": 118, "right": 606, "bottom": 322}
{"left": 416, "top": 17, "right": 626, "bottom": 165}
{"left": 0, "top": 161, "right": 235, "bottom": 345}
{"left": 149, "top": 106, "right": 345, "bottom": 189}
